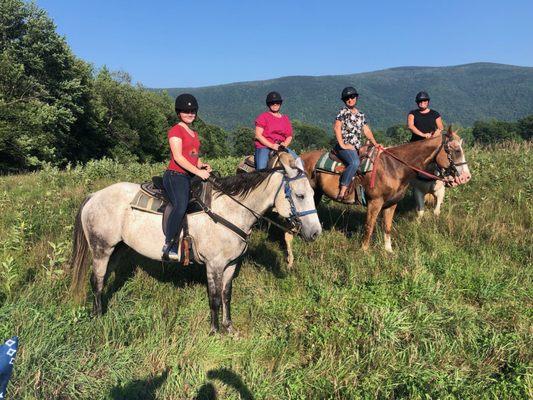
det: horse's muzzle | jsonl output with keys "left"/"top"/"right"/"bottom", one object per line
{"left": 445, "top": 171, "right": 471, "bottom": 187}
{"left": 301, "top": 226, "right": 322, "bottom": 242}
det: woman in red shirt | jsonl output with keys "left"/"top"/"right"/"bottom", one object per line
{"left": 254, "top": 91, "right": 298, "bottom": 170}
{"left": 163, "top": 94, "right": 211, "bottom": 258}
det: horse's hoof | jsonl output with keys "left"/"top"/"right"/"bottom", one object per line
{"left": 361, "top": 244, "right": 369, "bottom": 252}
{"left": 224, "top": 324, "right": 239, "bottom": 337}
{"left": 384, "top": 247, "right": 393, "bottom": 254}
{"left": 209, "top": 327, "right": 219, "bottom": 336}
{"left": 92, "top": 303, "right": 102, "bottom": 317}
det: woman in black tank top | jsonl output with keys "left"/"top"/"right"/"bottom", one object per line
{"left": 407, "top": 91, "right": 443, "bottom": 142}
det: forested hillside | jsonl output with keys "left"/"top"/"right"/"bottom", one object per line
{"left": 163, "top": 63, "right": 533, "bottom": 131}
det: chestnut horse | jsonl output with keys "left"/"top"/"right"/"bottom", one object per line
{"left": 285, "top": 127, "right": 471, "bottom": 260}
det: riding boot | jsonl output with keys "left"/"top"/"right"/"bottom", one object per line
{"left": 162, "top": 242, "right": 179, "bottom": 261}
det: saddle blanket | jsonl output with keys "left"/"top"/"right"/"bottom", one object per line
{"left": 131, "top": 188, "right": 165, "bottom": 214}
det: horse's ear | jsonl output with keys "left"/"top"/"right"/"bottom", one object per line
{"left": 278, "top": 152, "right": 298, "bottom": 178}
{"left": 446, "top": 125, "right": 453, "bottom": 138}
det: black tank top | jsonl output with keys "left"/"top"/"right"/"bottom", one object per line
{"left": 409, "top": 109, "right": 440, "bottom": 141}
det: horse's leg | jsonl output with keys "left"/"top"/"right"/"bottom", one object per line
{"left": 382, "top": 204, "right": 397, "bottom": 253}
{"left": 433, "top": 181, "right": 445, "bottom": 217}
{"left": 285, "top": 232, "right": 294, "bottom": 269}
{"left": 90, "top": 248, "right": 114, "bottom": 316}
{"left": 221, "top": 261, "right": 239, "bottom": 334}
{"left": 362, "top": 199, "right": 383, "bottom": 251}
{"left": 414, "top": 186, "right": 425, "bottom": 221}
{"left": 206, "top": 264, "right": 222, "bottom": 334}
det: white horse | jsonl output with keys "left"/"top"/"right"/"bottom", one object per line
{"left": 69, "top": 153, "right": 321, "bottom": 334}
{"left": 411, "top": 171, "right": 446, "bottom": 219}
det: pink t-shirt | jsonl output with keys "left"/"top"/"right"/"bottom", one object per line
{"left": 254, "top": 112, "right": 293, "bottom": 149}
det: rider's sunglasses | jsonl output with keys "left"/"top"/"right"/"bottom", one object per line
{"left": 181, "top": 110, "right": 197, "bottom": 115}
{"left": 345, "top": 95, "right": 358, "bottom": 100}
{"left": 268, "top": 101, "right": 282, "bottom": 106}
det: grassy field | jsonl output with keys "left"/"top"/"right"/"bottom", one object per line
{"left": 0, "top": 143, "right": 531, "bottom": 399}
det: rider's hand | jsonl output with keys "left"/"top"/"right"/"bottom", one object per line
{"left": 197, "top": 169, "right": 210, "bottom": 180}
{"left": 342, "top": 144, "right": 355, "bottom": 150}
{"left": 271, "top": 143, "right": 280, "bottom": 151}
{"left": 203, "top": 164, "right": 213, "bottom": 173}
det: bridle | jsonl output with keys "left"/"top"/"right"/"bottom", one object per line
{"left": 371, "top": 132, "right": 469, "bottom": 188}
{"left": 434, "top": 133, "right": 469, "bottom": 182}
{"left": 273, "top": 170, "right": 318, "bottom": 232}
{"left": 206, "top": 168, "right": 317, "bottom": 239}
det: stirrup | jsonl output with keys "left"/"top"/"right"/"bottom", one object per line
{"left": 356, "top": 184, "right": 366, "bottom": 206}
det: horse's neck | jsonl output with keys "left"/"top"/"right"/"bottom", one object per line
{"left": 211, "top": 173, "right": 281, "bottom": 232}
{"left": 387, "top": 137, "right": 441, "bottom": 178}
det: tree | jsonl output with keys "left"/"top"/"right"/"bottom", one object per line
{"left": 229, "top": 126, "right": 254, "bottom": 156}
{"left": 291, "top": 120, "right": 330, "bottom": 152}
{"left": 516, "top": 115, "right": 533, "bottom": 141}
{"left": 192, "top": 118, "right": 230, "bottom": 159}
{"left": 91, "top": 68, "right": 177, "bottom": 163}
{"left": 385, "top": 124, "right": 411, "bottom": 145}
{"left": 472, "top": 120, "right": 521, "bottom": 144}
{"left": 0, "top": 0, "right": 95, "bottom": 170}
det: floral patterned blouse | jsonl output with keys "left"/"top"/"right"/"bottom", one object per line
{"left": 335, "top": 107, "right": 367, "bottom": 148}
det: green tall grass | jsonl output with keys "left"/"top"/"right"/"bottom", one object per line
{"left": 0, "top": 144, "right": 531, "bottom": 399}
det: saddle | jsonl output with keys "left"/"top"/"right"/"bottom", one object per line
{"left": 328, "top": 145, "right": 374, "bottom": 169}
{"left": 315, "top": 144, "right": 379, "bottom": 206}
{"left": 237, "top": 151, "right": 282, "bottom": 173}
{"left": 130, "top": 177, "right": 213, "bottom": 264}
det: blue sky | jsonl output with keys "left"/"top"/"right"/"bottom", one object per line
{"left": 36, "top": 0, "right": 533, "bottom": 88}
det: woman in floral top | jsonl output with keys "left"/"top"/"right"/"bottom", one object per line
{"left": 334, "top": 87, "right": 380, "bottom": 200}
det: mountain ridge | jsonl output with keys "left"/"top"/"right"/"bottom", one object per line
{"left": 158, "top": 63, "right": 533, "bottom": 131}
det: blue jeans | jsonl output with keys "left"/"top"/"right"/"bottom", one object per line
{"left": 335, "top": 144, "right": 360, "bottom": 187}
{"left": 163, "top": 170, "right": 191, "bottom": 244}
{"left": 254, "top": 147, "right": 299, "bottom": 170}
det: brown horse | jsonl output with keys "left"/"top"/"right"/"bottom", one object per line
{"left": 286, "top": 127, "right": 471, "bottom": 259}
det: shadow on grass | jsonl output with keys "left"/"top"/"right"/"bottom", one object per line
{"left": 314, "top": 189, "right": 419, "bottom": 235}
{"left": 195, "top": 368, "right": 253, "bottom": 400}
{"left": 102, "top": 243, "right": 207, "bottom": 314}
{"left": 109, "top": 368, "right": 169, "bottom": 400}
{"left": 101, "top": 226, "right": 282, "bottom": 312}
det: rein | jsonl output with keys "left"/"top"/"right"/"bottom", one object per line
{"left": 206, "top": 170, "right": 314, "bottom": 238}
{"left": 369, "top": 134, "right": 465, "bottom": 189}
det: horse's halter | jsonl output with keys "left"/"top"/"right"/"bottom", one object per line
{"left": 274, "top": 170, "right": 318, "bottom": 231}
{"left": 434, "top": 133, "right": 468, "bottom": 181}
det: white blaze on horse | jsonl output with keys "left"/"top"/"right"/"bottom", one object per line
{"left": 69, "top": 153, "right": 321, "bottom": 334}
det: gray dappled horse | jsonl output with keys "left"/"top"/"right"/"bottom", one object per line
{"left": 70, "top": 154, "right": 321, "bottom": 334}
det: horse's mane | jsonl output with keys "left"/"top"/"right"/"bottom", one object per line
{"left": 213, "top": 170, "right": 276, "bottom": 199}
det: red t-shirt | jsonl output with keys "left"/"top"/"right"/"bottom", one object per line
{"left": 167, "top": 124, "right": 200, "bottom": 174}
{"left": 254, "top": 112, "right": 293, "bottom": 149}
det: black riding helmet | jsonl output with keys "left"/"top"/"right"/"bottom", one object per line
{"left": 266, "top": 91, "right": 283, "bottom": 105}
{"left": 415, "top": 91, "right": 430, "bottom": 103}
{"left": 175, "top": 93, "right": 198, "bottom": 114}
{"left": 341, "top": 86, "right": 359, "bottom": 101}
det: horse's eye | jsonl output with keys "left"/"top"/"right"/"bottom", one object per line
{"left": 296, "top": 194, "right": 305, "bottom": 200}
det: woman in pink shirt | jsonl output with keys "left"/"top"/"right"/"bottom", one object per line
{"left": 254, "top": 91, "right": 298, "bottom": 170}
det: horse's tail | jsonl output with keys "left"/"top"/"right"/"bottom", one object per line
{"left": 424, "top": 193, "right": 436, "bottom": 206}
{"left": 69, "top": 195, "right": 92, "bottom": 301}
